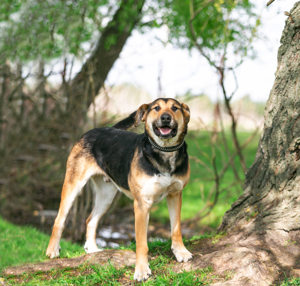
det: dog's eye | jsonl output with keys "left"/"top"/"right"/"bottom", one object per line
{"left": 171, "top": 106, "right": 178, "bottom": 112}
{"left": 154, "top": 106, "right": 161, "bottom": 111}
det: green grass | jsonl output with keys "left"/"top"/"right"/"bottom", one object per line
{"left": 1, "top": 218, "right": 299, "bottom": 286}
{"left": 5, "top": 263, "right": 128, "bottom": 285}
{"left": 280, "top": 277, "right": 300, "bottom": 286}
{"left": 150, "top": 130, "right": 260, "bottom": 228}
{"left": 0, "top": 216, "right": 84, "bottom": 270}
{"left": 5, "top": 257, "right": 215, "bottom": 285}
{"left": 0, "top": 218, "right": 216, "bottom": 285}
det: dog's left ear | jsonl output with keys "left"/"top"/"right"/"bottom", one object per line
{"left": 181, "top": 102, "right": 190, "bottom": 123}
{"left": 134, "top": 104, "right": 149, "bottom": 127}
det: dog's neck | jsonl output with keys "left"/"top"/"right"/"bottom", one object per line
{"left": 147, "top": 136, "right": 185, "bottom": 153}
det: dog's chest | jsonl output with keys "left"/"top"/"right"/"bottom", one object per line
{"left": 141, "top": 173, "right": 183, "bottom": 204}
{"left": 149, "top": 150, "right": 178, "bottom": 174}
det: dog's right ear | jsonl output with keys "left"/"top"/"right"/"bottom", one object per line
{"left": 134, "top": 104, "right": 149, "bottom": 127}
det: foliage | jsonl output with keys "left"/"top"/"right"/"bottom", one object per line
{"left": 0, "top": 0, "right": 260, "bottom": 64}
{"left": 0, "top": 0, "right": 115, "bottom": 62}
{"left": 162, "top": 0, "right": 260, "bottom": 64}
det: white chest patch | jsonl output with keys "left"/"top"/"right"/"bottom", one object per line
{"left": 141, "top": 174, "right": 183, "bottom": 205}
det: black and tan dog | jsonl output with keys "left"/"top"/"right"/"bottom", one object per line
{"left": 46, "top": 98, "right": 193, "bottom": 281}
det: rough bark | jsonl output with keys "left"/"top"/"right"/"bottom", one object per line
{"left": 206, "top": 2, "right": 300, "bottom": 285}
{"left": 219, "top": 1, "right": 300, "bottom": 236}
{"left": 68, "top": 0, "right": 145, "bottom": 123}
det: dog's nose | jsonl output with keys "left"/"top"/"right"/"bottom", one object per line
{"left": 161, "top": 113, "right": 171, "bottom": 124}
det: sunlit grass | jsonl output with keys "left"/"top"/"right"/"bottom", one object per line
{"left": 280, "top": 277, "right": 300, "bottom": 286}
{"left": 1, "top": 218, "right": 298, "bottom": 286}
{"left": 0, "top": 216, "right": 83, "bottom": 270}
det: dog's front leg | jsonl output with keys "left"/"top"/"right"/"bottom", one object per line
{"left": 133, "top": 199, "right": 152, "bottom": 281}
{"left": 167, "top": 192, "right": 193, "bottom": 262}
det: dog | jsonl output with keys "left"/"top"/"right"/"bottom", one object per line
{"left": 46, "top": 98, "right": 193, "bottom": 281}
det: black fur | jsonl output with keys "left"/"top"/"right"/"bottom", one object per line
{"left": 112, "top": 111, "right": 137, "bottom": 130}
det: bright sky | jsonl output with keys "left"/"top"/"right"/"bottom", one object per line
{"left": 106, "top": 0, "right": 297, "bottom": 103}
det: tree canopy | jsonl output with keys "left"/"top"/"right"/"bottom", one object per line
{"left": 0, "top": 0, "right": 117, "bottom": 61}
{"left": 0, "top": 0, "right": 259, "bottom": 66}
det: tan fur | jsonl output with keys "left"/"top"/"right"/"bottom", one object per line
{"left": 46, "top": 141, "right": 105, "bottom": 258}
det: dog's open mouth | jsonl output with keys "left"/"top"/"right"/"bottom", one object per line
{"left": 159, "top": 127, "right": 172, "bottom": 135}
{"left": 154, "top": 125, "right": 177, "bottom": 138}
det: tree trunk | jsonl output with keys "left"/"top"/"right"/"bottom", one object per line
{"left": 180, "top": 3, "right": 300, "bottom": 285}
{"left": 220, "top": 3, "right": 300, "bottom": 235}
{"left": 68, "top": 0, "right": 145, "bottom": 124}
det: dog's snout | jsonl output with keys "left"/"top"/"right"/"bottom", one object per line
{"left": 161, "top": 113, "right": 171, "bottom": 124}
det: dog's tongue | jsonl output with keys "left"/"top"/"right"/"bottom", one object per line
{"left": 159, "top": 127, "right": 172, "bottom": 135}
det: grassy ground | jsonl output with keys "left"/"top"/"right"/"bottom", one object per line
{"left": 4, "top": 255, "right": 217, "bottom": 285}
{"left": 0, "top": 217, "right": 220, "bottom": 285}
{"left": 280, "top": 278, "right": 300, "bottom": 286}
{"left": 1, "top": 218, "right": 299, "bottom": 285}
{"left": 0, "top": 216, "right": 84, "bottom": 270}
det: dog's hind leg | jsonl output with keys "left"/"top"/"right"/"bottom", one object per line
{"left": 84, "top": 176, "right": 118, "bottom": 253}
{"left": 46, "top": 143, "right": 99, "bottom": 258}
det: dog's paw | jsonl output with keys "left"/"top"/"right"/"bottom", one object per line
{"left": 172, "top": 247, "right": 193, "bottom": 263}
{"left": 84, "top": 242, "right": 102, "bottom": 254}
{"left": 46, "top": 245, "right": 61, "bottom": 259}
{"left": 134, "top": 263, "right": 152, "bottom": 281}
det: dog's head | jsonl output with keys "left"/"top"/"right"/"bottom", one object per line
{"left": 135, "top": 98, "right": 190, "bottom": 147}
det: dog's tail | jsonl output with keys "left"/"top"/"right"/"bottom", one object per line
{"left": 112, "top": 111, "right": 137, "bottom": 130}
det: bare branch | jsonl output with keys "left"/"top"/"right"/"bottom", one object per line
{"left": 228, "top": 68, "right": 239, "bottom": 101}
{"left": 189, "top": 0, "right": 218, "bottom": 69}
{"left": 267, "top": 0, "right": 276, "bottom": 7}
{"left": 189, "top": 155, "right": 214, "bottom": 175}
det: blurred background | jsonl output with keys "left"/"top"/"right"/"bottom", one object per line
{"left": 0, "top": 0, "right": 296, "bottom": 255}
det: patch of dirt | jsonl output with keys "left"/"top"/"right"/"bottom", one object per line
{"left": 3, "top": 249, "right": 136, "bottom": 276}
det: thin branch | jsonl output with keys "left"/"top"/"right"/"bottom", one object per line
{"left": 228, "top": 68, "right": 239, "bottom": 101}
{"left": 220, "top": 67, "right": 247, "bottom": 173}
{"left": 189, "top": 155, "right": 214, "bottom": 175}
{"left": 218, "top": 102, "right": 242, "bottom": 187}
{"left": 267, "top": 0, "right": 276, "bottom": 7}
{"left": 211, "top": 149, "right": 220, "bottom": 207}
{"left": 189, "top": 0, "right": 218, "bottom": 69}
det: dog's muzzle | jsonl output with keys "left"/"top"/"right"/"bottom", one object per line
{"left": 153, "top": 113, "right": 177, "bottom": 139}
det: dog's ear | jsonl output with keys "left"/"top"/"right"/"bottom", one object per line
{"left": 134, "top": 104, "right": 149, "bottom": 127}
{"left": 181, "top": 102, "right": 190, "bottom": 123}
